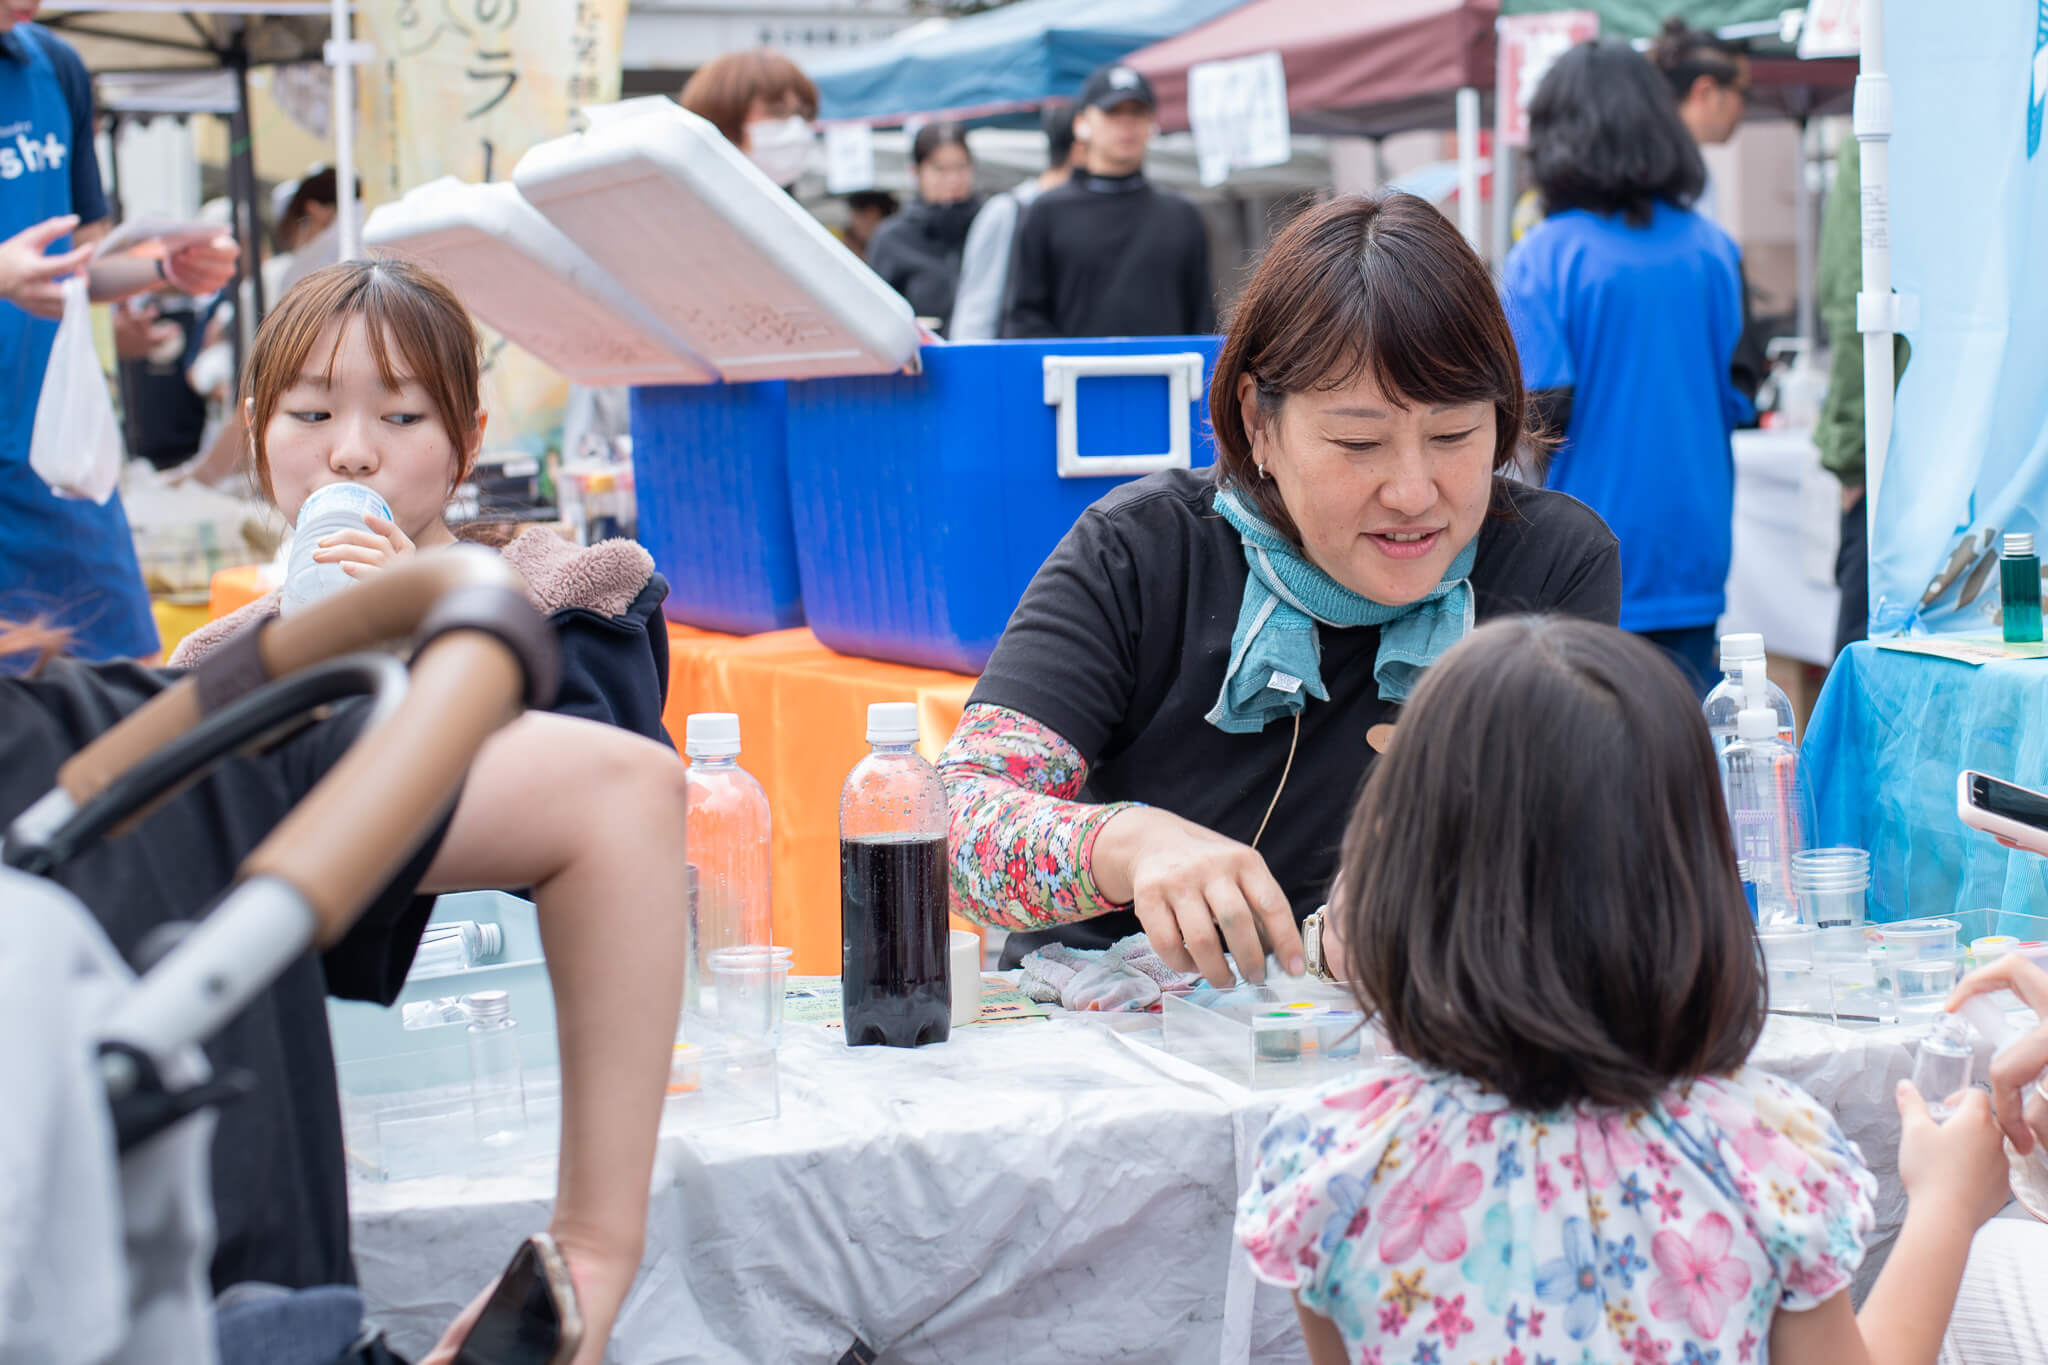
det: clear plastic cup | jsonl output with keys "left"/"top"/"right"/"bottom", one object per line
{"left": 1894, "top": 957, "right": 1959, "bottom": 1013}
{"left": 709, "top": 945, "right": 792, "bottom": 1046}
{"left": 1873, "top": 918, "right": 1962, "bottom": 960}
{"left": 1319, "top": 1009, "right": 1366, "bottom": 1059}
{"left": 1790, "top": 848, "right": 1870, "bottom": 929}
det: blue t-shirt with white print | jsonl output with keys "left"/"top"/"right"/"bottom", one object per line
{"left": 1501, "top": 202, "right": 1749, "bottom": 633}
{"left": 1, "top": 23, "right": 157, "bottom": 661}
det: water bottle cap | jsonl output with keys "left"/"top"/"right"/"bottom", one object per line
{"left": 867, "top": 701, "right": 919, "bottom": 744}
{"left": 1736, "top": 705, "right": 1777, "bottom": 741}
{"left": 461, "top": 989, "right": 511, "bottom": 1022}
{"left": 1719, "top": 632, "right": 1765, "bottom": 667}
{"left": 2006, "top": 532, "right": 2035, "bottom": 558}
{"left": 685, "top": 711, "right": 741, "bottom": 758}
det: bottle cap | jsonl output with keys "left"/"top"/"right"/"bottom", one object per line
{"left": 685, "top": 711, "right": 741, "bottom": 759}
{"left": 461, "top": 989, "right": 511, "bottom": 1022}
{"left": 2006, "top": 532, "right": 2035, "bottom": 558}
{"left": 1736, "top": 706, "right": 1777, "bottom": 741}
{"left": 1719, "top": 632, "right": 1765, "bottom": 667}
{"left": 866, "top": 701, "right": 919, "bottom": 744}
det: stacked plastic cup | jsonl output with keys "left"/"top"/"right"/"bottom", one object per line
{"left": 1790, "top": 847, "right": 1871, "bottom": 931}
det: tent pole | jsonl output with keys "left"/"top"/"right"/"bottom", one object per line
{"left": 104, "top": 113, "right": 125, "bottom": 226}
{"left": 1455, "top": 86, "right": 1481, "bottom": 249}
{"left": 1855, "top": 0, "right": 1892, "bottom": 534}
{"left": 1491, "top": 88, "right": 1511, "bottom": 263}
{"left": 1794, "top": 116, "right": 1815, "bottom": 348}
{"left": 329, "top": 0, "right": 360, "bottom": 262}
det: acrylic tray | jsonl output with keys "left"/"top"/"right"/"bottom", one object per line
{"left": 1761, "top": 910, "right": 2048, "bottom": 1026}
{"left": 332, "top": 892, "right": 779, "bottom": 1182}
{"left": 1160, "top": 977, "right": 1376, "bottom": 1091}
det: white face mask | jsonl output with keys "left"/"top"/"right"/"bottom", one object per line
{"left": 745, "top": 116, "right": 814, "bottom": 188}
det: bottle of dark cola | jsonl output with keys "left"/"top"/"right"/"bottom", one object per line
{"left": 840, "top": 702, "right": 951, "bottom": 1048}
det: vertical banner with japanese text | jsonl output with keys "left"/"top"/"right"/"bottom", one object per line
{"left": 359, "top": 0, "right": 629, "bottom": 454}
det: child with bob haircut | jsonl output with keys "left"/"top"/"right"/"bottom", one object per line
{"left": 1240, "top": 616, "right": 2013, "bottom": 1365}
{"left": 171, "top": 259, "right": 672, "bottom": 747}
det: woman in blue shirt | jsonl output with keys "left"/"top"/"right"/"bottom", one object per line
{"left": 1500, "top": 39, "right": 1749, "bottom": 695}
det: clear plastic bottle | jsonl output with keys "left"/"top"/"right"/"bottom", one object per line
{"left": 463, "top": 990, "right": 526, "bottom": 1147}
{"left": 1910, "top": 1014, "right": 1975, "bottom": 1122}
{"left": 683, "top": 713, "right": 773, "bottom": 1040}
{"left": 280, "top": 482, "right": 394, "bottom": 615}
{"left": 1719, "top": 662, "right": 1813, "bottom": 926}
{"left": 840, "top": 701, "right": 951, "bottom": 1048}
{"left": 1703, "top": 633, "right": 1796, "bottom": 754}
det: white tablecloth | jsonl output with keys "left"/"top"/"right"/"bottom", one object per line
{"left": 350, "top": 1011, "right": 1925, "bottom": 1365}
{"left": 1722, "top": 427, "right": 1844, "bottom": 665}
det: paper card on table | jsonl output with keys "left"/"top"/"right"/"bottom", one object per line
{"left": 824, "top": 122, "right": 876, "bottom": 194}
{"left": 1874, "top": 635, "right": 2048, "bottom": 665}
{"left": 1187, "top": 51, "right": 1290, "bottom": 188}
{"left": 780, "top": 975, "right": 1049, "bottom": 1028}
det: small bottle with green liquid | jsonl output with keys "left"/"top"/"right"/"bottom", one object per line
{"left": 2002, "top": 532, "right": 2043, "bottom": 643}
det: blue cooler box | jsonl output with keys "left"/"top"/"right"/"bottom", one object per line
{"left": 632, "top": 382, "right": 806, "bottom": 635}
{"left": 783, "top": 338, "right": 1222, "bottom": 675}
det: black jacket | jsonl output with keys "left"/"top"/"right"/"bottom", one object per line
{"left": 170, "top": 528, "right": 674, "bottom": 750}
{"left": 865, "top": 197, "right": 982, "bottom": 334}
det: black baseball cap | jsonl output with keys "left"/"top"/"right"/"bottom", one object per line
{"left": 1077, "top": 63, "right": 1156, "bottom": 114}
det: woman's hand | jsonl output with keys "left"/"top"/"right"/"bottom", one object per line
{"left": 312, "top": 513, "right": 417, "bottom": 579}
{"left": 1948, "top": 954, "right": 2048, "bottom": 1153}
{"left": 1893, "top": 1080, "right": 2012, "bottom": 1231}
{"left": 1092, "top": 806, "right": 1303, "bottom": 986}
{"left": 0, "top": 216, "right": 91, "bottom": 320}
{"left": 162, "top": 234, "right": 240, "bottom": 297}
{"left": 420, "top": 1228, "right": 640, "bottom": 1365}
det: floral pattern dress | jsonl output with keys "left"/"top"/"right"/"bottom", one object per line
{"left": 1237, "top": 1061, "right": 1875, "bottom": 1365}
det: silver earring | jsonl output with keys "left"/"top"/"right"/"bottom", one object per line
{"left": 1257, "top": 461, "right": 1270, "bottom": 480}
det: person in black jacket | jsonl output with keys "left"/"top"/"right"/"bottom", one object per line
{"left": 1003, "top": 64, "right": 1215, "bottom": 339}
{"left": 167, "top": 259, "right": 673, "bottom": 748}
{"left": 864, "top": 121, "right": 980, "bottom": 334}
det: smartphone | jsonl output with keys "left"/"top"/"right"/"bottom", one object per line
{"left": 1958, "top": 770, "right": 2048, "bottom": 856}
{"left": 451, "top": 1233, "right": 584, "bottom": 1365}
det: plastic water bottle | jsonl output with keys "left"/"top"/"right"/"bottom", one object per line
{"left": 683, "top": 713, "right": 772, "bottom": 1039}
{"left": 1910, "top": 1014, "right": 1976, "bottom": 1122}
{"left": 1719, "top": 662, "right": 1812, "bottom": 926}
{"left": 280, "top": 482, "right": 393, "bottom": 615}
{"left": 463, "top": 990, "right": 526, "bottom": 1147}
{"left": 840, "top": 702, "right": 951, "bottom": 1049}
{"left": 1703, "top": 633, "right": 1796, "bottom": 755}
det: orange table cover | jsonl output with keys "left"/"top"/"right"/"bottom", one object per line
{"left": 207, "top": 568, "right": 979, "bottom": 975}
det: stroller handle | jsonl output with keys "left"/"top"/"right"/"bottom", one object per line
{"left": 50, "top": 546, "right": 558, "bottom": 948}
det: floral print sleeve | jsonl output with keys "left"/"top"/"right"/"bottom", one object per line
{"left": 1235, "top": 1063, "right": 1876, "bottom": 1364}
{"left": 936, "top": 703, "right": 1138, "bottom": 931}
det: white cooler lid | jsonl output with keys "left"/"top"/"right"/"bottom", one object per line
{"left": 513, "top": 98, "right": 922, "bottom": 384}
{"left": 362, "top": 177, "right": 716, "bottom": 387}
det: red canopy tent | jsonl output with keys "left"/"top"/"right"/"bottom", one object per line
{"left": 1128, "top": 0, "right": 1498, "bottom": 138}
{"left": 1128, "top": 0, "right": 1852, "bottom": 137}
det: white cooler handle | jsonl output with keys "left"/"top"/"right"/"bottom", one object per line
{"left": 1043, "top": 352, "right": 1207, "bottom": 479}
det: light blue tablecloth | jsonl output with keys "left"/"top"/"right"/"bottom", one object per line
{"left": 1804, "top": 641, "right": 2048, "bottom": 929}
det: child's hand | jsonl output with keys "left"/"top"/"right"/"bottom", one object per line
{"left": 312, "top": 513, "right": 417, "bottom": 579}
{"left": 1948, "top": 953, "right": 2048, "bottom": 1154}
{"left": 1894, "top": 1080, "right": 2011, "bottom": 1230}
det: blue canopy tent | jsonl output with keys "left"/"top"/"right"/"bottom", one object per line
{"left": 807, "top": 0, "right": 1252, "bottom": 126}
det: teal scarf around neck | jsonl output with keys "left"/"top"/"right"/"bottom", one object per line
{"left": 1204, "top": 485, "right": 1477, "bottom": 735}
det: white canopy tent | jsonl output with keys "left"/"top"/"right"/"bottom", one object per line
{"left": 38, "top": 0, "right": 364, "bottom": 318}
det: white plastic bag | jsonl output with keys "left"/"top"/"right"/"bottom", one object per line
{"left": 28, "top": 276, "right": 124, "bottom": 505}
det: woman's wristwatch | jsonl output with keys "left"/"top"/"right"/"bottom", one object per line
{"left": 1302, "top": 905, "right": 1333, "bottom": 982}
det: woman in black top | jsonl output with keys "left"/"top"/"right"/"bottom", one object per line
{"left": 1, "top": 621, "right": 687, "bottom": 1364}
{"left": 937, "top": 194, "right": 1624, "bottom": 984}
{"left": 864, "top": 121, "right": 981, "bottom": 334}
